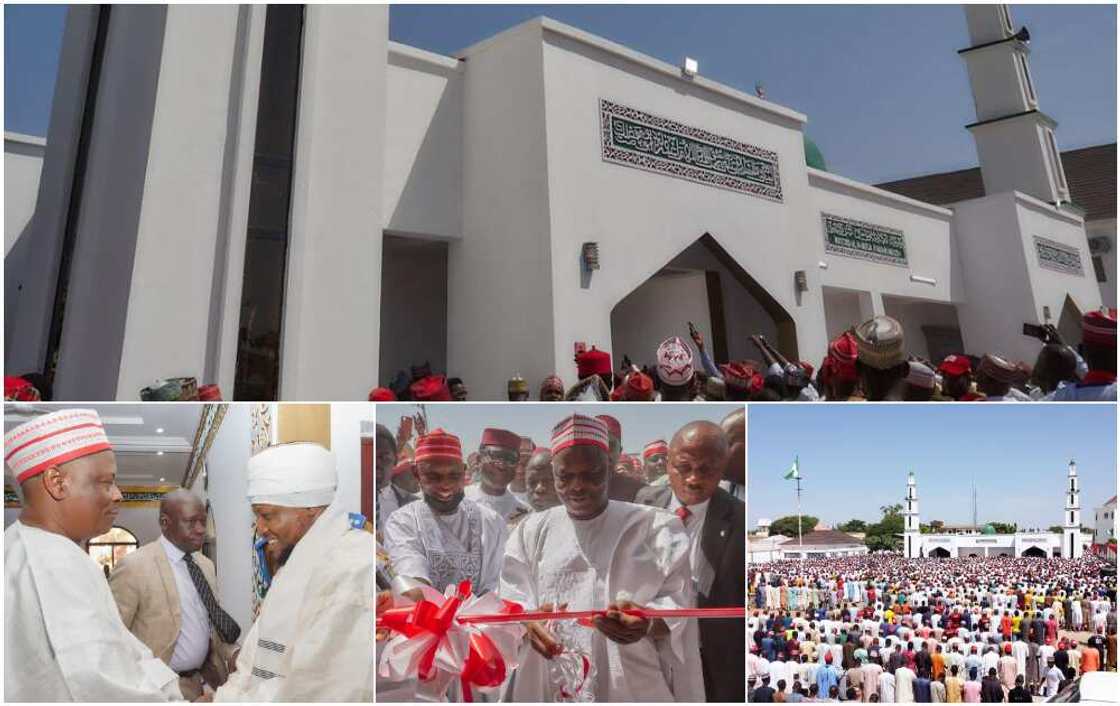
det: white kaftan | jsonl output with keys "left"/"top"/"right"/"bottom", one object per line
{"left": 4, "top": 521, "right": 182, "bottom": 702}
{"left": 384, "top": 498, "right": 506, "bottom": 594}
{"left": 501, "top": 502, "right": 705, "bottom": 702}
{"left": 215, "top": 507, "right": 373, "bottom": 702}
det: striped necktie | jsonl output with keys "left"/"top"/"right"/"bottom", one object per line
{"left": 183, "top": 553, "right": 242, "bottom": 644}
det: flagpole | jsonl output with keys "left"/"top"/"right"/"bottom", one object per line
{"left": 796, "top": 455, "right": 803, "bottom": 564}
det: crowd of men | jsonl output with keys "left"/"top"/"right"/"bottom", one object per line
{"left": 3, "top": 409, "right": 373, "bottom": 701}
{"left": 747, "top": 554, "right": 1117, "bottom": 702}
{"left": 375, "top": 408, "right": 745, "bottom": 702}
{"left": 367, "top": 309, "right": 1116, "bottom": 403}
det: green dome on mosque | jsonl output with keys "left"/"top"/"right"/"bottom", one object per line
{"left": 804, "top": 134, "right": 827, "bottom": 171}
{"left": 982, "top": 523, "right": 997, "bottom": 535}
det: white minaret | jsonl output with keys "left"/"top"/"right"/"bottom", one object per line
{"left": 1063, "top": 460, "right": 1083, "bottom": 558}
{"left": 959, "top": 5, "right": 1071, "bottom": 206}
{"left": 904, "top": 471, "right": 921, "bottom": 558}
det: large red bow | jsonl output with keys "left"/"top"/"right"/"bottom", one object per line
{"left": 377, "top": 581, "right": 524, "bottom": 701}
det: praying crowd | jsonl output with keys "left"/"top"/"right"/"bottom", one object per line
{"left": 366, "top": 309, "right": 1116, "bottom": 404}
{"left": 374, "top": 408, "right": 745, "bottom": 702}
{"left": 747, "top": 555, "right": 1117, "bottom": 702}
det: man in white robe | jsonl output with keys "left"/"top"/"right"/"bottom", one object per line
{"left": 384, "top": 429, "right": 506, "bottom": 595}
{"left": 214, "top": 442, "right": 373, "bottom": 702}
{"left": 501, "top": 414, "right": 705, "bottom": 702}
{"left": 4, "top": 408, "right": 183, "bottom": 701}
{"left": 463, "top": 428, "right": 530, "bottom": 522}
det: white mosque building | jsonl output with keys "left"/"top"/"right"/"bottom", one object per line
{"left": 3, "top": 5, "right": 1109, "bottom": 400}
{"left": 903, "top": 462, "right": 1093, "bottom": 560}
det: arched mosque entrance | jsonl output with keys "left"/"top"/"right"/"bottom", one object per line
{"left": 609, "top": 234, "right": 797, "bottom": 370}
{"left": 929, "top": 547, "right": 951, "bottom": 559}
{"left": 1021, "top": 546, "right": 1047, "bottom": 558}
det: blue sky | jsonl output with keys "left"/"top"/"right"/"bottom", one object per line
{"left": 748, "top": 404, "right": 1117, "bottom": 530}
{"left": 5, "top": 5, "right": 1115, "bottom": 184}
{"left": 376, "top": 402, "right": 738, "bottom": 457}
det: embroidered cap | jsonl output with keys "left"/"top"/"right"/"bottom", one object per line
{"left": 4, "top": 409, "right": 112, "bottom": 483}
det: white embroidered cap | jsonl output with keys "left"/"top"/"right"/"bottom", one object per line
{"left": 247, "top": 442, "right": 337, "bottom": 508}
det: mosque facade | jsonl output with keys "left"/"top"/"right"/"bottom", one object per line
{"left": 903, "top": 463, "right": 1093, "bottom": 560}
{"left": 3, "top": 5, "right": 1107, "bottom": 400}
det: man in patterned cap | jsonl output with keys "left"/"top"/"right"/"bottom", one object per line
{"left": 854, "top": 316, "right": 909, "bottom": 401}
{"left": 464, "top": 428, "right": 530, "bottom": 522}
{"left": 656, "top": 336, "right": 696, "bottom": 401}
{"left": 976, "top": 354, "right": 1019, "bottom": 401}
{"left": 1048, "top": 310, "right": 1116, "bottom": 401}
{"left": 5, "top": 409, "right": 183, "bottom": 701}
{"left": 216, "top": 442, "right": 374, "bottom": 701}
{"left": 903, "top": 361, "right": 936, "bottom": 401}
{"left": 383, "top": 429, "right": 506, "bottom": 595}
{"left": 508, "top": 376, "right": 530, "bottom": 401}
{"left": 596, "top": 414, "right": 646, "bottom": 502}
{"left": 502, "top": 414, "right": 704, "bottom": 702}
{"left": 642, "top": 439, "right": 670, "bottom": 485}
{"left": 539, "top": 374, "right": 565, "bottom": 402}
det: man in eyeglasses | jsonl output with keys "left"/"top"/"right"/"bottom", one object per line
{"left": 464, "top": 428, "right": 531, "bottom": 522}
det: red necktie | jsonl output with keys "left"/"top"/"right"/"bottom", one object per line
{"left": 675, "top": 505, "right": 692, "bottom": 526}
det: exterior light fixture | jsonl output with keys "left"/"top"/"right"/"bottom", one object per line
{"left": 794, "top": 270, "right": 808, "bottom": 293}
{"left": 681, "top": 57, "right": 698, "bottom": 78}
{"left": 582, "top": 242, "right": 600, "bottom": 271}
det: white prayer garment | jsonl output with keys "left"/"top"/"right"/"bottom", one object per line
{"left": 215, "top": 506, "right": 374, "bottom": 702}
{"left": 4, "top": 521, "right": 183, "bottom": 702}
{"left": 501, "top": 501, "right": 705, "bottom": 702}
{"left": 465, "top": 484, "right": 529, "bottom": 522}
{"left": 384, "top": 497, "right": 507, "bottom": 594}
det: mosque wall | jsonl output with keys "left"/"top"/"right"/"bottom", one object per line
{"left": 610, "top": 271, "right": 713, "bottom": 369}
{"left": 446, "top": 19, "right": 557, "bottom": 400}
{"left": 536, "top": 19, "right": 828, "bottom": 376}
{"left": 3, "top": 134, "right": 44, "bottom": 257}
{"left": 112, "top": 5, "right": 244, "bottom": 402}
{"left": 1014, "top": 194, "right": 1104, "bottom": 336}
{"left": 328, "top": 403, "right": 375, "bottom": 518}
{"left": 278, "top": 5, "right": 388, "bottom": 401}
{"left": 808, "top": 169, "right": 958, "bottom": 313}
{"left": 383, "top": 43, "right": 463, "bottom": 240}
{"left": 202, "top": 406, "right": 256, "bottom": 632}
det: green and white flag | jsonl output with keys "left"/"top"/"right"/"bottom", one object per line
{"left": 783, "top": 456, "right": 800, "bottom": 480}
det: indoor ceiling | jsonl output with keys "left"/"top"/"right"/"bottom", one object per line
{"left": 4, "top": 404, "right": 205, "bottom": 487}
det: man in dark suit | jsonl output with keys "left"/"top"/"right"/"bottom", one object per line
{"left": 635, "top": 420, "right": 744, "bottom": 703}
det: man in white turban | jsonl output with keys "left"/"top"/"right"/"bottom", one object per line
{"left": 213, "top": 442, "right": 373, "bottom": 702}
{"left": 4, "top": 409, "right": 183, "bottom": 701}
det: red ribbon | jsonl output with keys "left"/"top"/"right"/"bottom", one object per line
{"left": 378, "top": 581, "right": 524, "bottom": 701}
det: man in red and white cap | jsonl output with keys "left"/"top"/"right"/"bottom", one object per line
{"left": 1048, "top": 310, "right": 1117, "bottom": 401}
{"left": 4, "top": 409, "right": 182, "bottom": 701}
{"left": 642, "top": 439, "right": 670, "bottom": 484}
{"left": 464, "top": 428, "right": 530, "bottom": 522}
{"left": 938, "top": 354, "right": 983, "bottom": 401}
{"left": 501, "top": 414, "right": 704, "bottom": 702}
{"left": 596, "top": 414, "right": 647, "bottom": 502}
{"left": 382, "top": 429, "right": 506, "bottom": 595}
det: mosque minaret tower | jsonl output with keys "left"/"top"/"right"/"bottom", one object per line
{"left": 1063, "top": 460, "right": 1083, "bottom": 559}
{"left": 904, "top": 471, "right": 921, "bottom": 559}
{"left": 960, "top": 4, "right": 1072, "bottom": 207}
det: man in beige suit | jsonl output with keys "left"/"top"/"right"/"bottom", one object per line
{"left": 111, "top": 490, "right": 240, "bottom": 700}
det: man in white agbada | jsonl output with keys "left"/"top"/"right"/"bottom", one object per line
{"left": 501, "top": 414, "right": 705, "bottom": 702}
{"left": 463, "top": 428, "right": 531, "bottom": 522}
{"left": 383, "top": 429, "right": 506, "bottom": 595}
{"left": 4, "top": 409, "right": 183, "bottom": 701}
{"left": 214, "top": 442, "right": 373, "bottom": 702}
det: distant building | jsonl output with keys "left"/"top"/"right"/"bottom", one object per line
{"left": 1093, "top": 495, "right": 1116, "bottom": 553}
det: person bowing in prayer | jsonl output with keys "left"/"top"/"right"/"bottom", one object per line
{"left": 501, "top": 414, "right": 705, "bottom": 702}
{"left": 383, "top": 429, "right": 507, "bottom": 595}
{"left": 212, "top": 442, "right": 373, "bottom": 702}
{"left": 635, "top": 420, "right": 745, "bottom": 702}
{"left": 4, "top": 409, "right": 184, "bottom": 701}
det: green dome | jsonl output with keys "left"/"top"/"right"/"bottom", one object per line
{"left": 982, "top": 524, "right": 997, "bottom": 535}
{"left": 804, "top": 135, "right": 827, "bottom": 171}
